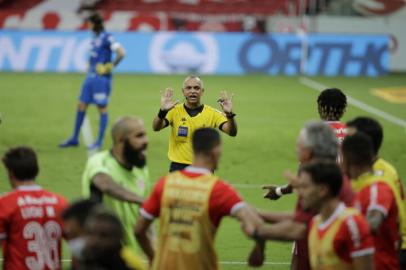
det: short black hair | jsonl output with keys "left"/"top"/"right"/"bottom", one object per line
{"left": 2, "top": 146, "right": 39, "bottom": 181}
{"left": 192, "top": 128, "right": 221, "bottom": 154}
{"left": 317, "top": 88, "right": 347, "bottom": 121}
{"left": 342, "top": 133, "right": 374, "bottom": 167}
{"left": 346, "top": 117, "right": 383, "bottom": 155}
{"left": 62, "top": 199, "right": 100, "bottom": 227}
{"left": 300, "top": 160, "right": 342, "bottom": 197}
{"left": 86, "top": 210, "right": 124, "bottom": 242}
{"left": 87, "top": 12, "right": 104, "bottom": 33}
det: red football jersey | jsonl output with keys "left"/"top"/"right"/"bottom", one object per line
{"left": 292, "top": 176, "right": 354, "bottom": 270}
{"left": 141, "top": 166, "right": 243, "bottom": 227}
{"left": 0, "top": 185, "right": 68, "bottom": 270}
{"left": 308, "top": 204, "right": 374, "bottom": 267}
{"left": 327, "top": 121, "right": 348, "bottom": 144}
{"left": 353, "top": 182, "right": 400, "bottom": 270}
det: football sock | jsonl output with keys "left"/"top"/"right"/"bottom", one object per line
{"left": 96, "top": 112, "right": 108, "bottom": 145}
{"left": 72, "top": 110, "right": 85, "bottom": 141}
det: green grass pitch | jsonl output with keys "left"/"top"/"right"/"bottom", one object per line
{"left": 0, "top": 72, "right": 405, "bottom": 269}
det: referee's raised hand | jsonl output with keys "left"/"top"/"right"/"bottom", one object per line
{"left": 218, "top": 91, "right": 234, "bottom": 113}
{"left": 160, "top": 87, "right": 179, "bottom": 111}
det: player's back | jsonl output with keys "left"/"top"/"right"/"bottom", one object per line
{"left": 354, "top": 181, "right": 400, "bottom": 270}
{"left": 0, "top": 185, "right": 67, "bottom": 270}
{"left": 326, "top": 121, "right": 347, "bottom": 144}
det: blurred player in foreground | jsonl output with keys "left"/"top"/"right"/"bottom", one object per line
{"left": 81, "top": 210, "right": 144, "bottom": 270}
{"left": 60, "top": 12, "right": 125, "bottom": 150}
{"left": 263, "top": 88, "right": 348, "bottom": 200}
{"left": 82, "top": 116, "right": 149, "bottom": 253}
{"left": 257, "top": 121, "right": 354, "bottom": 270}
{"left": 0, "top": 146, "right": 67, "bottom": 270}
{"left": 62, "top": 199, "right": 145, "bottom": 270}
{"left": 152, "top": 75, "right": 237, "bottom": 172}
{"left": 343, "top": 133, "right": 401, "bottom": 270}
{"left": 254, "top": 160, "right": 374, "bottom": 269}
{"left": 346, "top": 116, "right": 406, "bottom": 268}
{"left": 135, "top": 128, "right": 262, "bottom": 269}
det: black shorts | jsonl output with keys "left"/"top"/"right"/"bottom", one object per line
{"left": 169, "top": 162, "right": 189, "bottom": 172}
{"left": 400, "top": 249, "right": 406, "bottom": 270}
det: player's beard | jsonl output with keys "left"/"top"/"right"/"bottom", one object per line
{"left": 123, "top": 139, "right": 147, "bottom": 168}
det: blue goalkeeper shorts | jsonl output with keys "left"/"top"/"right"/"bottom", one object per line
{"left": 79, "top": 74, "right": 112, "bottom": 106}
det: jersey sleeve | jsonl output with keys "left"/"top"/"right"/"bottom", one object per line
{"left": 85, "top": 155, "right": 110, "bottom": 182}
{"left": 140, "top": 177, "right": 166, "bottom": 220}
{"left": 213, "top": 109, "right": 228, "bottom": 130}
{"left": 107, "top": 34, "right": 122, "bottom": 51}
{"left": 338, "top": 214, "right": 374, "bottom": 259}
{"left": 165, "top": 107, "right": 175, "bottom": 126}
{"left": 367, "top": 182, "right": 395, "bottom": 217}
{"left": 209, "top": 180, "right": 243, "bottom": 227}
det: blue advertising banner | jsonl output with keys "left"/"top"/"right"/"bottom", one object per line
{"left": 0, "top": 30, "right": 389, "bottom": 76}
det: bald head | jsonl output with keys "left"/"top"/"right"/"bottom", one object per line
{"left": 111, "top": 116, "right": 144, "bottom": 144}
{"left": 183, "top": 75, "right": 204, "bottom": 89}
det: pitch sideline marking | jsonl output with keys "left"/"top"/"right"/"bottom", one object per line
{"left": 299, "top": 77, "right": 406, "bottom": 128}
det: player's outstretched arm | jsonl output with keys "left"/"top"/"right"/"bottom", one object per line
{"left": 257, "top": 209, "right": 294, "bottom": 223}
{"left": 92, "top": 173, "right": 144, "bottom": 205}
{"left": 262, "top": 184, "right": 293, "bottom": 200}
{"left": 134, "top": 215, "right": 155, "bottom": 263}
{"left": 233, "top": 205, "right": 266, "bottom": 267}
{"left": 218, "top": 91, "right": 237, "bottom": 137}
{"left": 152, "top": 88, "right": 179, "bottom": 131}
{"left": 256, "top": 220, "right": 306, "bottom": 241}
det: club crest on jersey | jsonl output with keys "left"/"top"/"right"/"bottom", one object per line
{"left": 178, "top": 126, "right": 188, "bottom": 137}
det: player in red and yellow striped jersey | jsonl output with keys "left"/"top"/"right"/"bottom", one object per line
{"left": 346, "top": 116, "right": 406, "bottom": 268}
{"left": 343, "top": 133, "right": 401, "bottom": 270}
{"left": 302, "top": 161, "right": 373, "bottom": 270}
{"left": 135, "top": 128, "right": 263, "bottom": 270}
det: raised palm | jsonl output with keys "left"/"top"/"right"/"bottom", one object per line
{"left": 160, "top": 88, "right": 179, "bottom": 111}
{"left": 218, "top": 91, "right": 234, "bottom": 113}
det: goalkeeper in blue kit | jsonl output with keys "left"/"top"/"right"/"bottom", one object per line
{"left": 60, "top": 12, "right": 125, "bottom": 150}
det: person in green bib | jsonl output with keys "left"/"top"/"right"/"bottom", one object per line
{"left": 82, "top": 116, "right": 150, "bottom": 253}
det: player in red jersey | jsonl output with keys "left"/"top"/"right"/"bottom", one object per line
{"left": 342, "top": 133, "right": 401, "bottom": 270}
{"left": 0, "top": 146, "right": 68, "bottom": 270}
{"left": 250, "top": 121, "right": 354, "bottom": 269}
{"left": 135, "top": 128, "right": 263, "bottom": 269}
{"left": 254, "top": 160, "right": 374, "bottom": 270}
{"left": 263, "top": 88, "right": 348, "bottom": 201}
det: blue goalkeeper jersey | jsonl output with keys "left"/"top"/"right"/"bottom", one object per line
{"left": 88, "top": 31, "right": 115, "bottom": 77}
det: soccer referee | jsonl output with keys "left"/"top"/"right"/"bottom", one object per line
{"left": 152, "top": 75, "right": 237, "bottom": 172}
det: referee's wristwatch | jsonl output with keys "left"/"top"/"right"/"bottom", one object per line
{"left": 225, "top": 111, "right": 236, "bottom": 119}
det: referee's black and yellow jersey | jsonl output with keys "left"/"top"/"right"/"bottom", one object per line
{"left": 165, "top": 103, "right": 227, "bottom": 164}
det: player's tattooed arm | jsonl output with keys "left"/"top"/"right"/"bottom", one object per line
{"left": 92, "top": 173, "right": 144, "bottom": 205}
{"left": 366, "top": 209, "right": 385, "bottom": 233}
{"left": 153, "top": 88, "right": 179, "bottom": 131}
{"left": 134, "top": 216, "right": 155, "bottom": 263}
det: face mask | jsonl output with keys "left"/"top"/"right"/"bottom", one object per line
{"left": 123, "top": 139, "right": 147, "bottom": 168}
{"left": 67, "top": 237, "right": 86, "bottom": 260}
